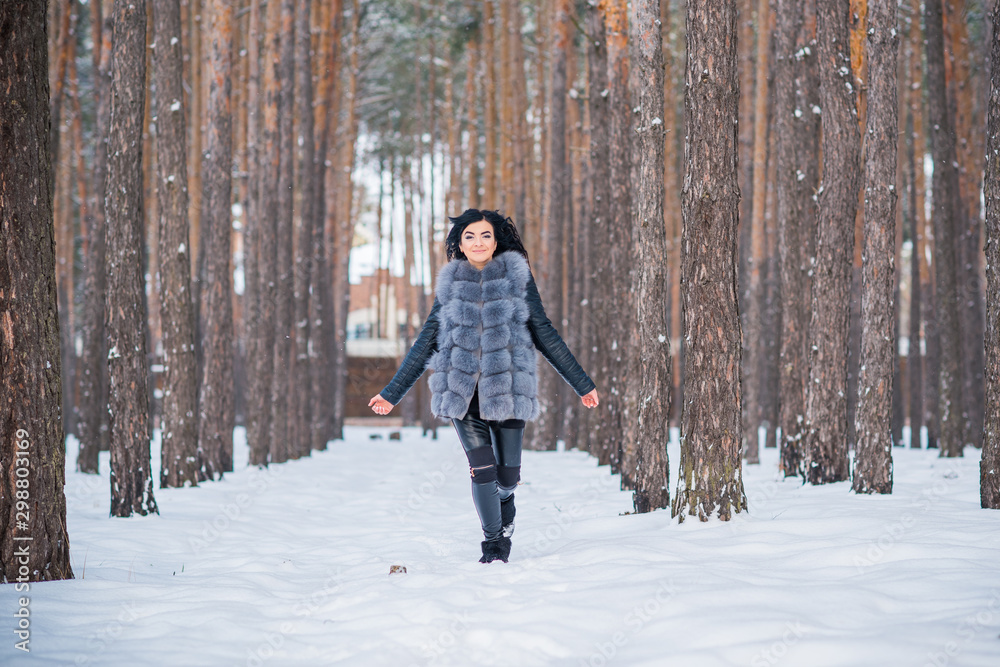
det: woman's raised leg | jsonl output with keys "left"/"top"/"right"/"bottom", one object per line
{"left": 451, "top": 414, "right": 503, "bottom": 541}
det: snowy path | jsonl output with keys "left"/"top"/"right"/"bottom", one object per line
{"left": 3, "top": 425, "right": 1000, "bottom": 666}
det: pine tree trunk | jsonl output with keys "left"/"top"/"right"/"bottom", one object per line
{"left": 310, "top": 0, "right": 341, "bottom": 451}
{"left": 0, "top": 0, "right": 75, "bottom": 582}
{"left": 852, "top": 0, "right": 897, "bottom": 494}
{"left": 153, "top": 0, "right": 201, "bottom": 488}
{"left": 672, "top": 0, "right": 747, "bottom": 522}
{"left": 268, "top": 0, "right": 295, "bottom": 464}
{"left": 906, "top": 106, "right": 924, "bottom": 448}
{"left": 482, "top": 0, "right": 498, "bottom": 206}
{"left": 293, "top": 0, "right": 315, "bottom": 459}
{"left": 905, "top": 2, "right": 925, "bottom": 449}
{"left": 944, "top": 0, "right": 986, "bottom": 451}
{"left": 243, "top": 0, "right": 265, "bottom": 461}
{"left": 253, "top": 0, "right": 281, "bottom": 465}
{"left": 106, "top": 0, "right": 159, "bottom": 516}
{"left": 585, "top": 2, "right": 613, "bottom": 464}
{"left": 909, "top": 0, "right": 938, "bottom": 450}
{"left": 331, "top": 0, "right": 361, "bottom": 443}
{"left": 981, "top": 0, "right": 1000, "bottom": 508}
{"left": 534, "top": 0, "right": 570, "bottom": 453}
{"left": 742, "top": 0, "right": 771, "bottom": 465}
{"left": 803, "top": 0, "right": 861, "bottom": 484}
{"left": 602, "top": 0, "right": 633, "bottom": 476}
{"left": 77, "top": 3, "right": 113, "bottom": 473}
{"left": 197, "top": 0, "right": 235, "bottom": 478}
{"left": 629, "top": 0, "right": 671, "bottom": 513}
{"left": 925, "top": 0, "right": 967, "bottom": 457}
{"left": 662, "top": 0, "right": 683, "bottom": 432}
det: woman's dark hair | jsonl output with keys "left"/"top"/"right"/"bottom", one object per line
{"left": 445, "top": 209, "right": 529, "bottom": 263}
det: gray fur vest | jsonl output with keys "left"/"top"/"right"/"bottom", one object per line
{"left": 427, "top": 250, "right": 540, "bottom": 422}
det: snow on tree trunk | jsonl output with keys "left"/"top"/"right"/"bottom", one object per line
{"left": 672, "top": 0, "right": 747, "bottom": 522}
{"left": 853, "top": 0, "right": 897, "bottom": 495}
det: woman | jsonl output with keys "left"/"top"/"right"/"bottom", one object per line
{"left": 368, "top": 209, "right": 600, "bottom": 563}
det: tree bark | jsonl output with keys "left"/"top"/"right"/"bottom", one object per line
{"left": 803, "top": 0, "right": 861, "bottom": 484}
{"left": 981, "top": 0, "right": 1000, "bottom": 508}
{"left": 852, "top": 0, "right": 897, "bottom": 494}
{"left": 197, "top": 0, "right": 235, "bottom": 478}
{"left": 629, "top": 0, "right": 671, "bottom": 513}
{"left": 310, "top": 0, "right": 342, "bottom": 452}
{"left": 269, "top": 0, "right": 295, "bottom": 464}
{"left": 482, "top": 0, "right": 498, "bottom": 206}
{"left": 925, "top": 0, "right": 967, "bottom": 457}
{"left": 743, "top": 0, "right": 772, "bottom": 465}
{"left": 243, "top": 0, "right": 266, "bottom": 461}
{"left": 77, "top": 3, "right": 113, "bottom": 473}
{"left": 106, "top": 0, "right": 159, "bottom": 516}
{"left": 252, "top": 0, "right": 281, "bottom": 465}
{"left": 0, "top": 0, "right": 75, "bottom": 583}
{"left": 533, "top": 0, "right": 570, "bottom": 453}
{"left": 293, "top": 0, "right": 315, "bottom": 459}
{"left": 944, "top": 0, "right": 985, "bottom": 452}
{"left": 672, "top": 0, "right": 747, "bottom": 522}
{"left": 601, "top": 0, "right": 634, "bottom": 476}
{"left": 906, "top": 104, "right": 924, "bottom": 448}
{"left": 585, "top": 2, "right": 613, "bottom": 464}
{"left": 153, "top": 0, "right": 201, "bottom": 488}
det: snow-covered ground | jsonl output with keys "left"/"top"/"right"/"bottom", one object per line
{"left": 3, "top": 425, "right": 1000, "bottom": 666}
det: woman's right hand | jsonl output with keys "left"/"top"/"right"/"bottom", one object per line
{"left": 369, "top": 394, "right": 394, "bottom": 416}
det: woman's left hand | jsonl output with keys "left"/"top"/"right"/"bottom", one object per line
{"left": 581, "top": 388, "right": 599, "bottom": 409}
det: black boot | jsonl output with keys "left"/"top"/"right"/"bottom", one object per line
{"left": 500, "top": 494, "right": 516, "bottom": 538}
{"left": 479, "top": 536, "right": 512, "bottom": 563}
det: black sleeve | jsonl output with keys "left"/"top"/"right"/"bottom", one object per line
{"left": 379, "top": 297, "right": 442, "bottom": 405}
{"left": 525, "top": 273, "right": 597, "bottom": 397}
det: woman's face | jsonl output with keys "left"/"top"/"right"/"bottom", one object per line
{"left": 459, "top": 219, "right": 497, "bottom": 266}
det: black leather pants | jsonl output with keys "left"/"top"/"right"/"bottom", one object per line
{"left": 451, "top": 395, "right": 524, "bottom": 541}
